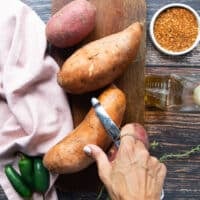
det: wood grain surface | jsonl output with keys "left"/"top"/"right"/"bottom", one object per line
{"left": 0, "top": 0, "right": 199, "bottom": 200}
{"left": 146, "top": 111, "right": 200, "bottom": 200}
{"left": 146, "top": 67, "right": 200, "bottom": 200}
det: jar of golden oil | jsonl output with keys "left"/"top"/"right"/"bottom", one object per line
{"left": 145, "top": 74, "right": 200, "bottom": 112}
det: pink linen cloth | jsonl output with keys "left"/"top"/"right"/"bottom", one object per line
{"left": 0, "top": 0, "right": 73, "bottom": 199}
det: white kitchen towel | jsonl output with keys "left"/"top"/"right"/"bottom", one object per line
{"left": 0, "top": 0, "right": 73, "bottom": 199}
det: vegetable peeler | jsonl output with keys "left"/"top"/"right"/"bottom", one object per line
{"left": 91, "top": 97, "right": 121, "bottom": 148}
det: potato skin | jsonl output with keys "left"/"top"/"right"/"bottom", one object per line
{"left": 57, "top": 22, "right": 143, "bottom": 94}
{"left": 43, "top": 85, "right": 126, "bottom": 174}
{"left": 46, "top": 0, "right": 96, "bottom": 48}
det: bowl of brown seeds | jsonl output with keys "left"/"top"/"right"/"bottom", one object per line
{"left": 150, "top": 3, "right": 200, "bottom": 55}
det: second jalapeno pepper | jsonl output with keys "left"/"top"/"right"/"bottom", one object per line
{"left": 18, "top": 154, "right": 34, "bottom": 190}
{"left": 33, "top": 157, "right": 50, "bottom": 193}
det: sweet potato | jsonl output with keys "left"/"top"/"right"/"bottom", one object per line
{"left": 46, "top": 0, "right": 96, "bottom": 48}
{"left": 57, "top": 22, "right": 143, "bottom": 94}
{"left": 43, "top": 85, "right": 126, "bottom": 174}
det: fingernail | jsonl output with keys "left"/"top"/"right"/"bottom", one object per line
{"left": 83, "top": 146, "right": 92, "bottom": 156}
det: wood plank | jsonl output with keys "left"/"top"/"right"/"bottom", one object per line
{"left": 146, "top": 67, "right": 200, "bottom": 75}
{"left": 145, "top": 67, "right": 200, "bottom": 199}
{"left": 145, "top": 110, "right": 200, "bottom": 200}
{"left": 0, "top": 189, "right": 7, "bottom": 200}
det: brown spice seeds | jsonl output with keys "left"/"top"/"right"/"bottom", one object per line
{"left": 154, "top": 7, "right": 198, "bottom": 52}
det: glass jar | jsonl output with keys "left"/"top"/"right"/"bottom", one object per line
{"left": 145, "top": 74, "right": 200, "bottom": 112}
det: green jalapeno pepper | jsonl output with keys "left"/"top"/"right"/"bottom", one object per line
{"left": 33, "top": 157, "right": 50, "bottom": 193}
{"left": 4, "top": 164, "right": 32, "bottom": 198}
{"left": 18, "top": 154, "right": 34, "bottom": 190}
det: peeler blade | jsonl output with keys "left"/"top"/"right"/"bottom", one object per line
{"left": 91, "top": 97, "right": 120, "bottom": 148}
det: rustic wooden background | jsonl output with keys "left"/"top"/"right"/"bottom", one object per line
{"left": 0, "top": 0, "right": 200, "bottom": 199}
{"left": 146, "top": 1, "right": 200, "bottom": 198}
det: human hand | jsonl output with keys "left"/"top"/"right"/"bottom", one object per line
{"left": 83, "top": 123, "right": 167, "bottom": 200}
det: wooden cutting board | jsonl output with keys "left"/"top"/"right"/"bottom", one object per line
{"left": 50, "top": 0, "right": 146, "bottom": 192}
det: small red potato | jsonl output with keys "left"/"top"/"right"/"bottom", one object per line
{"left": 46, "top": 0, "right": 96, "bottom": 48}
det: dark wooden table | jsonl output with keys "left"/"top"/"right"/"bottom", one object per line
{"left": 1, "top": 0, "right": 200, "bottom": 199}
{"left": 146, "top": 1, "right": 200, "bottom": 199}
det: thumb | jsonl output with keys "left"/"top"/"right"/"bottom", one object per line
{"left": 83, "top": 144, "right": 111, "bottom": 183}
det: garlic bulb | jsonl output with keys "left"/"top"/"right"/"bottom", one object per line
{"left": 193, "top": 85, "right": 200, "bottom": 106}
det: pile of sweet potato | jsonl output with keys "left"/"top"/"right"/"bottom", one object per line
{"left": 44, "top": 0, "right": 145, "bottom": 174}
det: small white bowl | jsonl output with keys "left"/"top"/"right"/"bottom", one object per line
{"left": 150, "top": 3, "right": 200, "bottom": 56}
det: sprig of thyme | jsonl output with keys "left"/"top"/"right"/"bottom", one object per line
{"left": 159, "top": 144, "right": 200, "bottom": 162}
{"left": 96, "top": 185, "right": 111, "bottom": 200}
{"left": 150, "top": 140, "right": 160, "bottom": 150}
{"left": 96, "top": 186, "right": 105, "bottom": 200}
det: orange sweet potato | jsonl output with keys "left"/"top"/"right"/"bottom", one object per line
{"left": 43, "top": 85, "right": 126, "bottom": 174}
{"left": 57, "top": 22, "right": 143, "bottom": 94}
